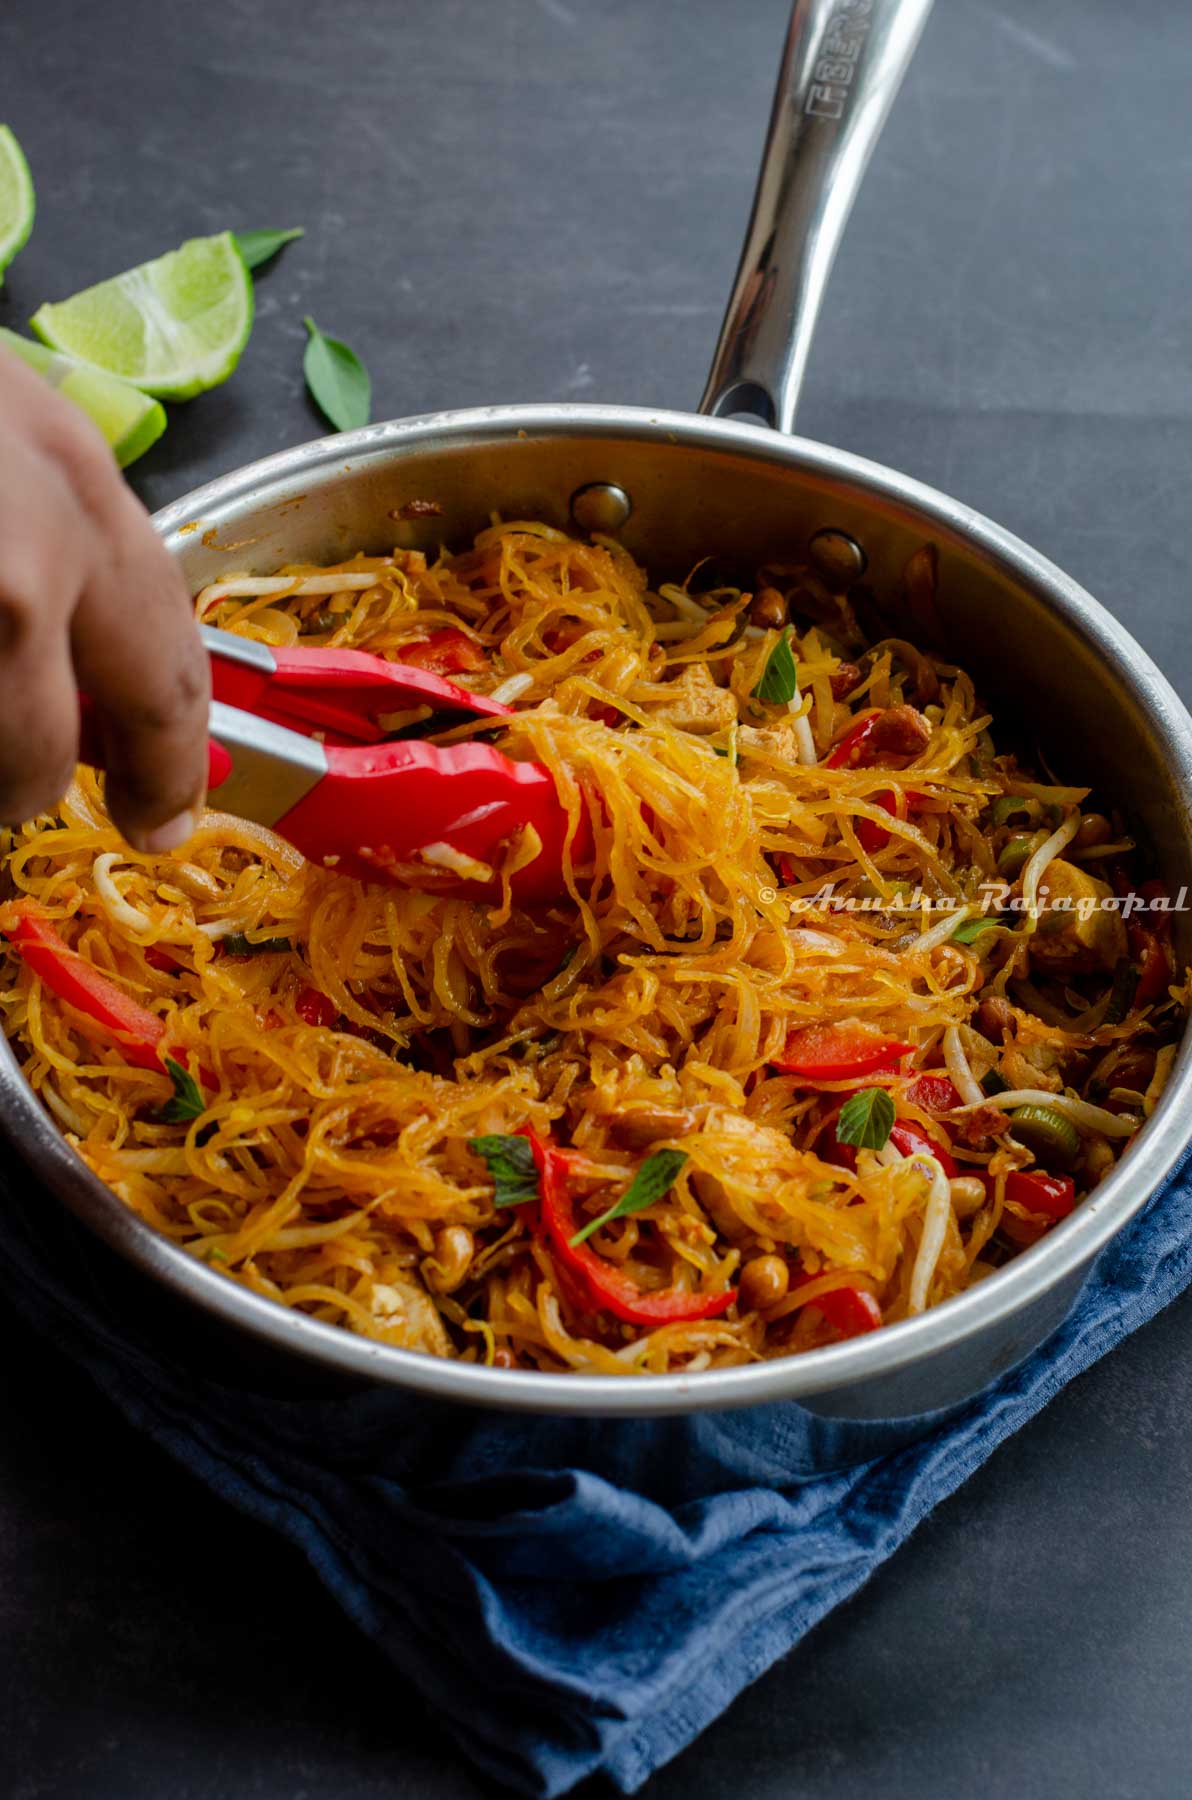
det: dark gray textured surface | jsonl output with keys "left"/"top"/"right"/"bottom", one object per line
{"left": 1, "top": 0, "right": 1191, "bottom": 1795}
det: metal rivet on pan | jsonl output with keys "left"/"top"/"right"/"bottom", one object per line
{"left": 807, "top": 528, "right": 867, "bottom": 586}
{"left": 570, "top": 482, "right": 633, "bottom": 535}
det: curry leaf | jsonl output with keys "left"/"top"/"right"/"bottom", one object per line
{"left": 753, "top": 628, "right": 799, "bottom": 705}
{"left": 469, "top": 1134, "right": 540, "bottom": 1208}
{"left": 303, "top": 315, "right": 371, "bottom": 432}
{"left": 234, "top": 227, "right": 304, "bottom": 271}
{"left": 569, "top": 1148, "right": 687, "bottom": 1247}
{"left": 158, "top": 1057, "right": 206, "bottom": 1124}
{"left": 835, "top": 1086, "right": 895, "bottom": 1151}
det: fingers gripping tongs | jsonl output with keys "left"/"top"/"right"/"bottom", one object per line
{"left": 83, "top": 627, "right": 582, "bottom": 903}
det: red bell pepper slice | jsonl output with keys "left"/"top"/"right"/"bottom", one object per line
{"left": 828, "top": 1108, "right": 958, "bottom": 1181}
{"left": 1, "top": 901, "right": 166, "bottom": 1072}
{"left": 1106, "top": 859, "right": 1132, "bottom": 899}
{"left": 854, "top": 787, "right": 931, "bottom": 854}
{"left": 887, "top": 1118, "right": 958, "bottom": 1179}
{"left": 1137, "top": 879, "right": 1173, "bottom": 938}
{"left": 903, "top": 1073, "right": 962, "bottom": 1114}
{"left": 855, "top": 793, "right": 897, "bottom": 855}
{"left": 527, "top": 1134, "right": 737, "bottom": 1325}
{"left": 982, "top": 1167, "right": 1076, "bottom": 1221}
{"left": 295, "top": 985, "right": 338, "bottom": 1028}
{"left": 396, "top": 629, "right": 487, "bottom": 676}
{"left": 774, "top": 1022, "right": 912, "bottom": 1081}
{"left": 790, "top": 1270, "right": 882, "bottom": 1336}
{"left": 1127, "top": 925, "right": 1171, "bottom": 1009}
{"left": 826, "top": 713, "right": 881, "bottom": 770}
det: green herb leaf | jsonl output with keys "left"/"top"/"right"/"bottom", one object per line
{"left": 569, "top": 1148, "right": 687, "bottom": 1247}
{"left": 981, "top": 1067, "right": 1010, "bottom": 1097}
{"left": 469, "top": 1133, "right": 540, "bottom": 1208}
{"left": 221, "top": 933, "right": 293, "bottom": 957}
{"left": 234, "top": 227, "right": 304, "bottom": 271}
{"left": 953, "top": 916, "right": 1001, "bottom": 945}
{"left": 303, "top": 314, "right": 371, "bottom": 433}
{"left": 753, "top": 628, "right": 799, "bottom": 705}
{"left": 158, "top": 1057, "right": 206, "bottom": 1124}
{"left": 835, "top": 1086, "right": 895, "bottom": 1151}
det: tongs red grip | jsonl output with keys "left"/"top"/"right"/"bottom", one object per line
{"left": 206, "top": 636, "right": 511, "bottom": 744}
{"left": 277, "top": 738, "right": 578, "bottom": 902}
{"left": 79, "top": 627, "right": 586, "bottom": 903}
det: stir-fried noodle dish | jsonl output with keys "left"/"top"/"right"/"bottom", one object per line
{"left": 2, "top": 522, "right": 1186, "bottom": 1373}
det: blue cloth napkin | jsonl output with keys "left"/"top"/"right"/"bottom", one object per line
{"left": 2, "top": 1153, "right": 1191, "bottom": 1798}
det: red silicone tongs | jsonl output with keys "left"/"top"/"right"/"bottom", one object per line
{"left": 82, "top": 626, "right": 583, "bottom": 903}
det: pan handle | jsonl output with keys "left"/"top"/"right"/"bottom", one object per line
{"left": 700, "top": 0, "right": 932, "bottom": 434}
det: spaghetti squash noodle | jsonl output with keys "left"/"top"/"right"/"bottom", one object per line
{"left": 1, "top": 522, "right": 1185, "bottom": 1373}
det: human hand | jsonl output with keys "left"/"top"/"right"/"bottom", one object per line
{"left": 0, "top": 343, "right": 209, "bottom": 850}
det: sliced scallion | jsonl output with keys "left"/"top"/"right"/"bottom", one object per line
{"left": 1008, "top": 1102, "right": 1081, "bottom": 1169}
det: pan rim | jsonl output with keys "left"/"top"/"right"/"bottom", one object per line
{"left": 4, "top": 402, "right": 1189, "bottom": 1416}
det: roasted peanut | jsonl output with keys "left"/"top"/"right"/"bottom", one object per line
{"left": 750, "top": 586, "right": 788, "bottom": 630}
{"left": 739, "top": 1254, "right": 790, "bottom": 1310}
{"left": 949, "top": 1175, "right": 987, "bottom": 1217}
{"left": 610, "top": 1107, "right": 697, "bottom": 1150}
{"left": 424, "top": 1224, "right": 475, "bottom": 1293}
{"left": 1075, "top": 812, "right": 1112, "bottom": 849}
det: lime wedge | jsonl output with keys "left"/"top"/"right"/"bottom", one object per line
{"left": 0, "top": 126, "right": 35, "bottom": 285}
{"left": 0, "top": 327, "right": 166, "bottom": 468}
{"left": 30, "top": 231, "right": 253, "bottom": 400}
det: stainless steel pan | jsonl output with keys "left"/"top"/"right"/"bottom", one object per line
{"left": 4, "top": 0, "right": 1190, "bottom": 1418}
